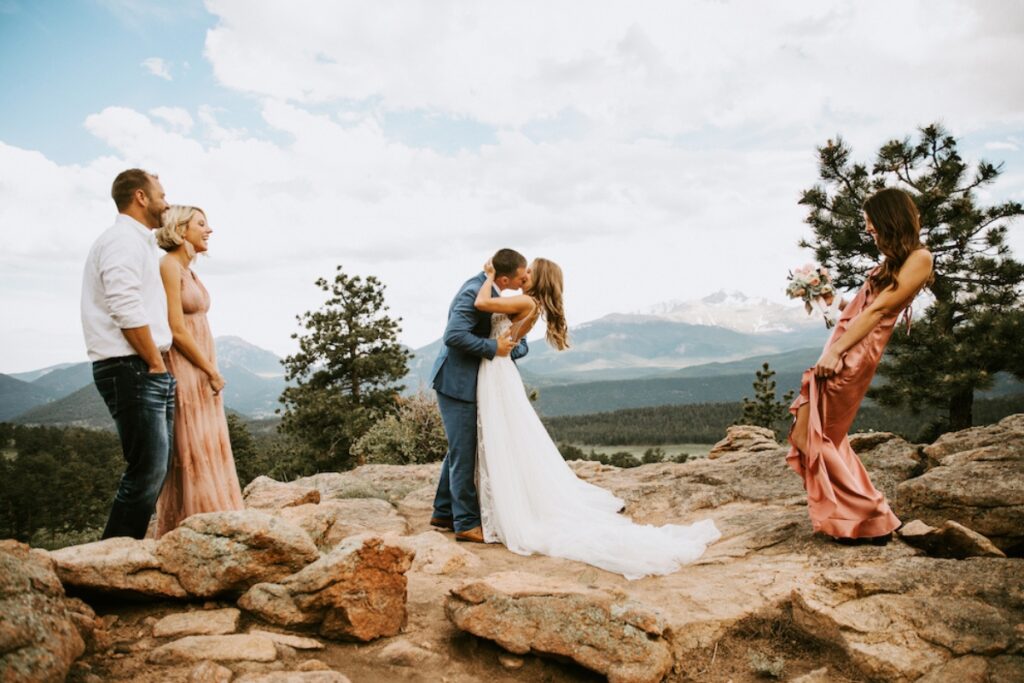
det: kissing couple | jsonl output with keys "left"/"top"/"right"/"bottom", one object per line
{"left": 428, "top": 249, "right": 720, "bottom": 580}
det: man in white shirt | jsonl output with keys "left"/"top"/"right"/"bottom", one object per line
{"left": 81, "top": 169, "right": 175, "bottom": 539}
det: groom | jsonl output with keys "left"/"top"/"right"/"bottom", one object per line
{"left": 430, "top": 249, "right": 530, "bottom": 542}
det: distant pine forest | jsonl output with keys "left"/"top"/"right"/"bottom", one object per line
{"left": 542, "top": 394, "right": 1024, "bottom": 445}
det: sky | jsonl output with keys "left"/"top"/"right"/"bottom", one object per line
{"left": 2, "top": 0, "right": 1024, "bottom": 373}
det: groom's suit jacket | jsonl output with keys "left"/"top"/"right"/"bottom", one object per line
{"left": 431, "top": 272, "right": 529, "bottom": 403}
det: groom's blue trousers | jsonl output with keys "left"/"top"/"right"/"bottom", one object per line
{"left": 432, "top": 391, "right": 480, "bottom": 532}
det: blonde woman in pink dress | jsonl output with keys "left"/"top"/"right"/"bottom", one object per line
{"left": 152, "top": 206, "right": 243, "bottom": 537}
{"left": 788, "top": 188, "right": 933, "bottom": 545}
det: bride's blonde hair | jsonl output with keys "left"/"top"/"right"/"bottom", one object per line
{"left": 156, "top": 205, "right": 205, "bottom": 254}
{"left": 528, "top": 258, "right": 569, "bottom": 351}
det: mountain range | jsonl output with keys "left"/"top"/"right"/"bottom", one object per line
{"left": 5, "top": 291, "right": 1018, "bottom": 426}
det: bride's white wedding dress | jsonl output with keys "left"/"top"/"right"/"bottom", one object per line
{"left": 476, "top": 314, "right": 721, "bottom": 579}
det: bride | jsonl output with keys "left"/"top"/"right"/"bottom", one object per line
{"left": 472, "top": 258, "right": 720, "bottom": 579}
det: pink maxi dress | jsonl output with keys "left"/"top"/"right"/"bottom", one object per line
{"left": 154, "top": 265, "right": 244, "bottom": 537}
{"left": 787, "top": 271, "right": 906, "bottom": 538}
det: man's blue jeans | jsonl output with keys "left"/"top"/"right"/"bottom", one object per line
{"left": 93, "top": 355, "right": 175, "bottom": 539}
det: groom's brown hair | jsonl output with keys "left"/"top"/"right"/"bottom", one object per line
{"left": 111, "top": 169, "right": 158, "bottom": 211}
{"left": 492, "top": 248, "right": 527, "bottom": 278}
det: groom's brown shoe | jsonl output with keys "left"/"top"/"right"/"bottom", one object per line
{"left": 455, "top": 526, "right": 485, "bottom": 543}
{"left": 430, "top": 516, "right": 454, "bottom": 530}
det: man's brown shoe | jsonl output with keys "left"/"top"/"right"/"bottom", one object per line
{"left": 455, "top": 526, "right": 485, "bottom": 543}
{"left": 430, "top": 516, "right": 454, "bottom": 530}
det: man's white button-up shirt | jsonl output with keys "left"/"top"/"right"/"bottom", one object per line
{"left": 81, "top": 214, "right": 172, "bottom": 361}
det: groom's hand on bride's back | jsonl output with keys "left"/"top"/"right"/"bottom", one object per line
{"left": 496, "top": 331, "right": 514, "bottom": 357}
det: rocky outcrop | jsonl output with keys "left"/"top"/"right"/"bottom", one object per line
{"left": 278, "top": 499, "right": 409, "bottom": 552}
{"left": 708, "top": 424, "right": 780, "bottom": 458}
{"left": 0, "top": 540, "right": 92, "bottom": 683}
{"left": 792, "top": 557, "right": 1024, "bottom": 682}
{"left": 898, "top": 519, "right": 1006, "bottom": 559}
{"left": 243, "top": 476, "right": 322, "bottom": 510}
{"left": 50, "top": 537, "right": 188, "bottom": 599}
{"left": 446, "top": 572, "right": 674, "bottom": 683}
{"left": 239, "top": 535, "right": 414, "bottom": 642}
{"left": 156, "top": 511, "right": 320, "bottom": 598}
{"left": 897, "top": 414, "right": 1024, "bottom": 553}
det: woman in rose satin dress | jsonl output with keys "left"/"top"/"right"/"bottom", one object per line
{"left": 152, "top": 206, "right": 244, "bottom": 537}
{"left": 788, "top": 188, "right": 933, "bottom": 544}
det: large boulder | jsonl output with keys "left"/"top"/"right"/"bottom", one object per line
{"left": 243, "top": 476, "right": 321, "bottom": 510}
{"left": 897, "top": 415, "right": 1024, "bottom": 553}
{"left": 155, "top": 510, "right": 320, "bottom": 598}
{"left": 238, "top": 535, "right": 414, "bottom": 642}
{"left": 49, "top": 537, "right": 187, "bottom": 599}
{"left": 446, "top": 571, "right": 674, "bottom": 683}
{"left": 922, "top": 413, "right": 1024, "bottom": 464}
{"left": 791, "top": 557, "right": 1024, "bottom": 682}
{"left": 708, "top": 424, "right": 780, "bottom": 458}
{"left": 0, "top": 540, "right": 91, "bottom": 682}
{"left": 278, "top": 499, "right": 409, "bottom": 552}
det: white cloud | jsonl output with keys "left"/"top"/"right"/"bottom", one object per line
{"left": 141, "top": 56, "right": 172, "bottom": 80}
{"left": 149, "top": 106, "right": 194, "bottom": 134}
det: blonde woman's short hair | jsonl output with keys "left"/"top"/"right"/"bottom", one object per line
{"left": 156, "top": 205, "right": 204, "bottom": 251}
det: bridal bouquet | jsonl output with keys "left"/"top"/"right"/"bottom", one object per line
{"left": 786, "top": 264, "right": 838, "bottom": 328}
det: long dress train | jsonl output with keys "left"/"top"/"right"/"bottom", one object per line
{"left": 787, "top": 272, "right": 905, "bottom": 538}
{"left": 476, "top": 314, "right": 720, "bottom": 579}
{"left": 155, "top": 265, "right": 244, "bottom": 537}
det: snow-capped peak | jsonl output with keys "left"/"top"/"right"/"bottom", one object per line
{"left": 639, "top": 290, "right": 817, "bottom": 334}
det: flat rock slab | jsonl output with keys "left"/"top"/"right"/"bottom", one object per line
{"left": 153, "top": 608, "right": 241, "bottom": 637}
{"left": 147, "top": 633, "right": 279, "bottom": 664}
{"left": 239, "top": 535, "right": 414, "bottom": 642}
{"left": 278, "top": 499, "right": 409, "bottom": 551}
{"left": 243, "top": 476, "right": 321, "bottom": 510}
{"left": 235, "top": 672, "right": 351, "bottom": 683}
{"left": 155, "top": 510, "right": 320, "bottom": 598}
{"left": 248, "top": 628, "right": 324, "bottom": 650}
{"left": 791, "top": 557, "right": 1024, "bottom": 682}
{"left": 50, "top": 537, "right": 187, "bottom": 599}
{"left": 376, "top": 638, "right": 441, "bottom": 666}
{"left": 446, "top": 571, "right": 673, "bottom": 683}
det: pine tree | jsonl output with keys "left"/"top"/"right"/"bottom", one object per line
{"left": 279, "top": 266, "right": 410, "bottom": 471}
{"left": 740, "top": 362, "right": 795, "bottom": 431}
{"left": 799, "top": 124, "right": 1024, "bottom": 431}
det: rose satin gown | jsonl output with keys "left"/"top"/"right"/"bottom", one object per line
{"left": 787, "top": 273, "right": 905, "bottom": 539}
{"left": 154, "top": 265, "right": 244, "bottom": 537}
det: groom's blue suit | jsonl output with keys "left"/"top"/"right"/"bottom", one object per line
{"left": 431, "top": 272, "right": 528, "bottom": 532}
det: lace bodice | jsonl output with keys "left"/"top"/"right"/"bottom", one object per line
{"left": 489, "top": 313, "right": 513, "bottom": 340}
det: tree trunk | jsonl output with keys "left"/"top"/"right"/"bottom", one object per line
{"left": 948, "top": 388, "right": 974, "bottom": 431}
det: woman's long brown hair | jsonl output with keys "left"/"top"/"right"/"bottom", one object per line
{"left": 862, "top": 187, "right": 931, "bottom": 291}
{"left": 528, "top": 258, "right": 570, "bottom": 351}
